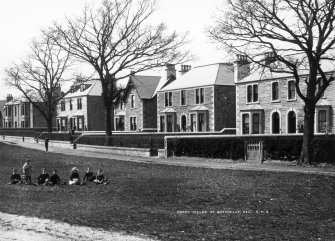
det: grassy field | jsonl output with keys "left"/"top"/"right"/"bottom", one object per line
{"left": 1, "top": 142, "right": 335, "bottom": 240}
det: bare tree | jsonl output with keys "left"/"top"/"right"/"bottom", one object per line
{"left": 50, "top": 0, "right": 190, "bottom": 144}
{"left": 209, "top": 0, "right": 335, "bottom": 164}
{"left": 4, "top": 33, "right": 75, "bottom": 132}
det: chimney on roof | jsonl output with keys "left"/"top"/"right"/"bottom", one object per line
{"left": 234, "top": 54, "right": 250, "bottom": 82}
{"left": 263, "top": 52, "right": 275, "bottom": 66}
{"left": 165, "top": 63, "right": 176, "bottom": 79}
{"left": 6, "top": 94, "right": 13, "bottom": 103}
{"left": 179, "top": 65, "right": 191, "bottom": 75}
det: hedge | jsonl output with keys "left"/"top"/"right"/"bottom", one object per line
{"left": 167, "top": 135, "right": 335, "bottom": 163}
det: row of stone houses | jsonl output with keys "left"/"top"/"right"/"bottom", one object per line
{"left": 234, "top": 55, "right": 335, "bottom": 135}
{"left": 1, "top": 94, "right": 45, "bottom": 128}
{"left": 2, "top": 56, "right": 335, "bottom": 135}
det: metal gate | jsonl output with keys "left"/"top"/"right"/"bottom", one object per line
{"left": 245, "top": 141, "right": 263, "bottom": 163}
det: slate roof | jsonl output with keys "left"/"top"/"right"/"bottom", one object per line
{"left": 239, "top": 60, "right": 335, "bottom": 83}
{"left": 159, "top": 63, "right": 234, "bottom": 92}
{"left": 129, "top": 75, "right": 161, "bottom": 99}
{"left": 64, "top": 80, "right": 102, "bottom": 98}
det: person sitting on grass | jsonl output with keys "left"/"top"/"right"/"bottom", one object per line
{"left": 93, "top": 169, "right": 108, "bottom": 185}
{"left": 37, "top": 168, "right": 50, "bottom": 185}
{"left": 69, "top": 167, "right": 81, "bottom": 185}
{"left": 8, "top": 169, "right": 22, "bottom": 184}
{"left": 83, "top": 167, "right": 95, "bottom": 183}
{"left": 46, "top": 169, "right": 65, "bottom": 186}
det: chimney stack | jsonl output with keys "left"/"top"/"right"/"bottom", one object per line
{"left": 263, "top": 52, "right": 275, "bottom": 65}
{"left": 179, "top": 65, "right": 191, "bottom": 75}
{"left": 234, "top": 54, "right": 250, "bottom": 82}
{"left": 165, "top": 63, "right": 176, "bottom": 79}
{"left": 6, "top": 94, "right": 13, "bottom": 103}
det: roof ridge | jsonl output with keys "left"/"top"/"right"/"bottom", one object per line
{"left": 194, "top": 62, "right": 233, "bottom": 68}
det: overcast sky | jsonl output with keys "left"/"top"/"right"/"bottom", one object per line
{"left": 0, "top": 0, "right": 226, "bottom": 99}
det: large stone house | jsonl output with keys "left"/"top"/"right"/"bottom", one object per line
{"left": 157, "top": 63, "right": 236, "bottom": 132}
{"left": 56, "top": 80, "right": 105, "bottom": 132}
{"left": 234, "top": 55, "right": 335, "bottom": 135}
{"left": 113, "top": 66, "right": 175, "bottom": 132}
{"left": 2, "top": 94, "right": 46, "bottom": 128}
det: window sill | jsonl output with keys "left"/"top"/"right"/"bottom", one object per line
{"left": 287, "top": 98, "right": 297, "bottom": 102}
{"left": 271, "top": 100, "right": 280, "bottom": 103}
{"left": 246, "top": 101, "right": 260, "bottom": 105}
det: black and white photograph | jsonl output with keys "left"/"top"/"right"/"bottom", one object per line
{"left": 0, "top": 0, "right": 335, "bottom": 240}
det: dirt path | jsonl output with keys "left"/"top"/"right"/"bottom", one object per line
{"left": 0, "top": 212, "right": 156, "bottom": 241}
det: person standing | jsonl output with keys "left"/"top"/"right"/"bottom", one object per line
{"left": 45, "top": 138, "right": 49, "bottom": 152}
{"left": 22, "top": 160, "right": 32, "bottom": 185}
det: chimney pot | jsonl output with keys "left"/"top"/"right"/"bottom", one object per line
{"left": 6, "top": 94, "right": 13, "bottom": 102}
{"left": 179, "top": 65, "right": 191, "bottom": 75}
{"left": 263, "top": 52, "right": 275, "bottom": 65}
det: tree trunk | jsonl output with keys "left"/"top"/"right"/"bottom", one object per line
{"left": 46, "top": 117, "right": 53, "bottom": 133}
{"left": 298, "top": 103, "right": 316, "bottom": 165}
{"left": 104, "top": 104, "right": 112, "bottom": 146}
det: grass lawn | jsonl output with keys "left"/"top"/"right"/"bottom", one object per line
{"left": 1, "top": 142, "right": 335, "bottom": 240}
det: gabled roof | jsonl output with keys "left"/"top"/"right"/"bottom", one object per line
{"left": 159, "top": 63, "right": 234, "bottom": 92}
{"left": 128, "top": 75, "right": 161, "bottom": 99}
{"left": 64, "top": 80, "right": 102, "bottom": 98}
{"left": 239, "top": 60, "right": 335, "bottom": 83}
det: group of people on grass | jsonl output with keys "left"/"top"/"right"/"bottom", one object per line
{"left": 9, "top": 160, "right": 108, "bottom": 186}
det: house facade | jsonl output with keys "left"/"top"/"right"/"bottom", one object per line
{"left": 157, "top": 63, "right": 236, "bottom": 132}
{"left": 0, "top": 99, "right": 6, "bottom": 128}
{"left": 56, "top": 80, "right": 105, "bottom": 132}
{"left": 2, "top": 94, "right": 46, "bottom": 128}
{"left": 114, "top": 72, "right": 165, "bottom": 132}
{"left": 235, "top": 55, "right": 335, "bottom": 135}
